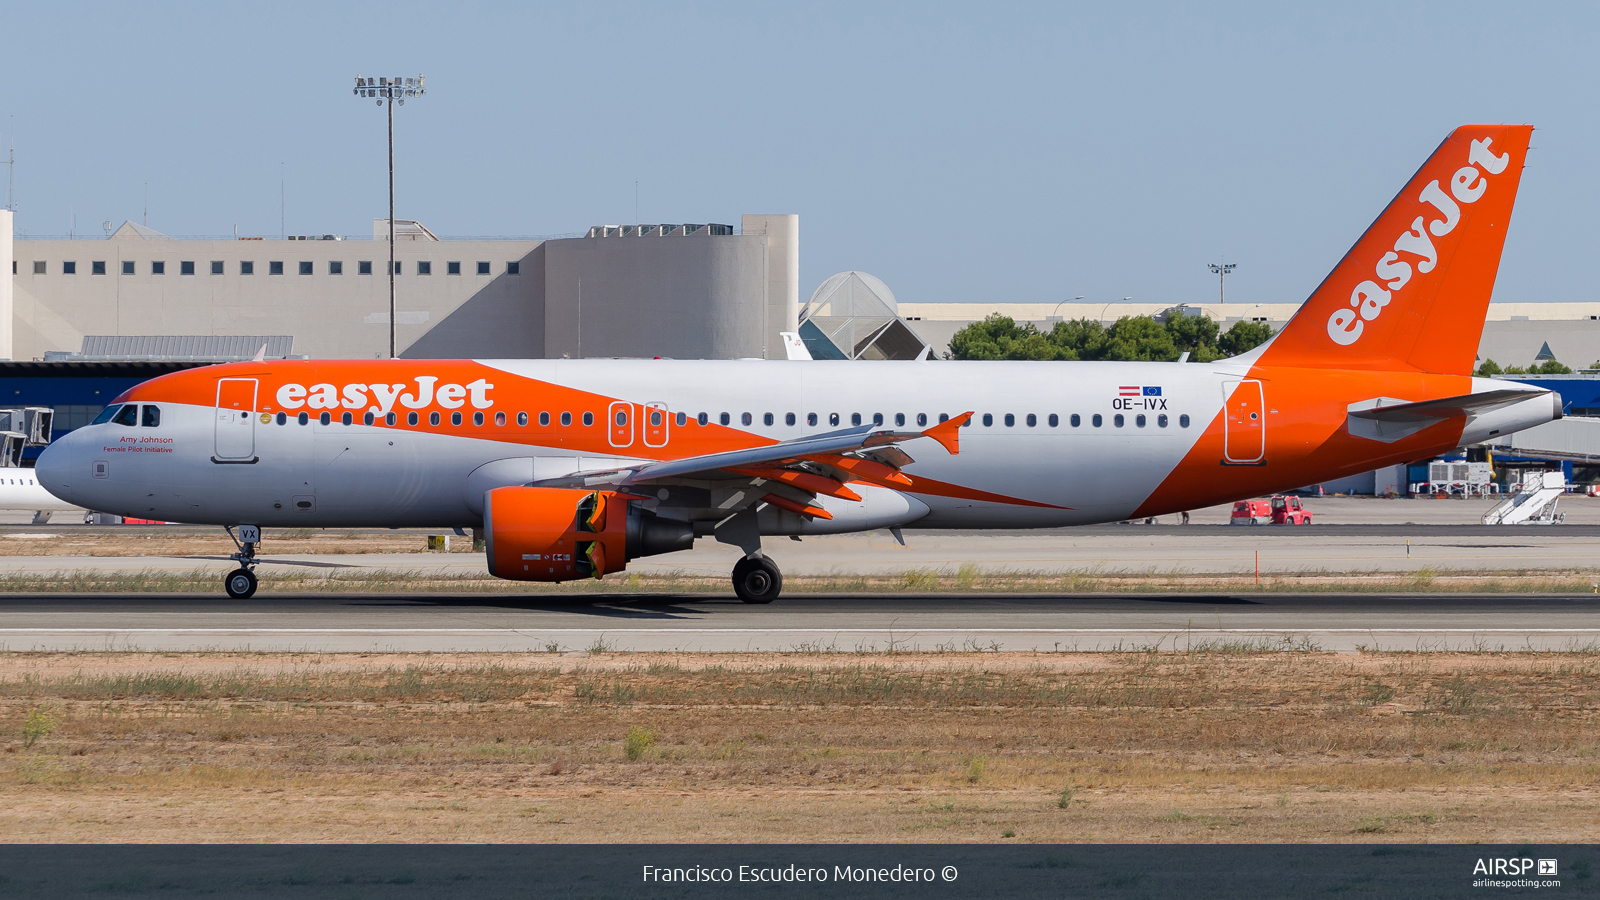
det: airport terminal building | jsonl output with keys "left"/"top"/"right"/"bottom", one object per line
{"left": 3, "top": 214, "right": 799, "bottom": 363}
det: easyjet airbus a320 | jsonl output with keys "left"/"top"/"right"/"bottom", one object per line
{"left": 34, "top": 125, "right": 1561, "bottom": 602}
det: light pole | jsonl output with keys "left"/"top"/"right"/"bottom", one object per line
{"left": 353, "top": 74, "right": 426, "bottom": 359}
{"left": 1208, "top": 261, "right": 1236, "bottom": 305}
{"left": 1047, "top": 295, "right": 1085, "bottom": 324}
{"left": 1100, "top": 296, "right": 1132, "bottom": 324}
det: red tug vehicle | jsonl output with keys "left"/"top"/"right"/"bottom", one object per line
{"left": 1229, "top": 496, "right": 1313, "bottom": 525}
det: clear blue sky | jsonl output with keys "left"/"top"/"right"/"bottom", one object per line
{"left": 2, "top": 2, "right": 1596, "bottom": 309}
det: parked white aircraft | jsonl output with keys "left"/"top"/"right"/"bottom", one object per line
{"left": 0, "top": 470, "right": 81, "bottom": 523}
{"left": 34, "top": 125, "right": 1559, "bottom": 601}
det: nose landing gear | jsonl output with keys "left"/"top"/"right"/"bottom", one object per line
{"left": 732, "top": 555, "right": 782, "bottom": 604}
{"left": 223, "top": 525, "right": 261, "bottom": 599}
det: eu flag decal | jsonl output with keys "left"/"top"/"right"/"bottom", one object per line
{"left": 1142, "top": 386, "right": 1162, "bottom": 397}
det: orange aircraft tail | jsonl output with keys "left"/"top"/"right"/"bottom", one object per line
{"left": 1259, "top": 124, "right": 1533, "bottom": 375}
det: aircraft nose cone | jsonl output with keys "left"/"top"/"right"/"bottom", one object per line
{"left": 33, "top": 439, "right": 77, "bottom": 504}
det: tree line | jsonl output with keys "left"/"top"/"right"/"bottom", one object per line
{"left": 945, "top": 313, "right": 1274, "bottom": 362}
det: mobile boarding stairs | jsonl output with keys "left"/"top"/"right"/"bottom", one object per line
{"left": 1481, "top": 471, "right": 1566, "bottom": 525}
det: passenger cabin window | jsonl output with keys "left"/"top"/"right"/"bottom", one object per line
{"left": 697, "top": 412, "right": 708, "bottom": 426}
{"left": 982, "top": 413, "right": 993, "bottom": 427}
{"left": 451, "top": 412, "right": 463, "bottom": 426}
{"left": 851, "top": 413, "right": 862, "bottom": 426}
{"left": 561, "top": 412, "right": 572, "bottom": 426}
{"left": 341, "top": 412, "right": 353, "bottom": 426}
{"left": 1114, "top": 414, "right": 1125, "bottom": 427}
{"left": 141, "top": 405, "right": 160, "bottom": 427}
{"left": 474, "top": 412, "right": 484, "bottom": 426}
{"left": 830, "top": 413, "right": 840, "bottom": 426}
{"left": 720, "top": 413, "right": 731, "bottom": 425}
{"left": 895, "top": 413, "right": 905, "bottom": 426}
{"left": 763, "top": 413, "right": 774, "bottom": 426}
{"left": 1004, "top": 413, "right": 1015, "bottom": 427}
{"left": 742, "top": 413, "right": 753, "bottom": 426}
{"left": 1158, "top": 414, "right": 1168, "bottom": 427}
{"left": 429, "top": 412, "right": 441, "bottom": 426}
{"left": 1180, "top": 414, "right": 1191, "bottom": 427}
{"left": 364, "top": 412, "right": 375, "bottom": 425}
{"left": 808, "top": 413, "right": 818, "bottom": 426}
{"left": 582, "top": 412, "right": 594, "bottom": 426}
{"left": 1136, "top": 414, "right": 1146, "bottom": 427}
{"left": 1092, "top": 414, "right": 1102, "bottom": 427}
{"left": 319, "top": 412, "right": 332, "bottom": 425}
{"left": 495, "top": 412, "right": 506, "bottom": 426}
{"left": 112, "top": 405, "right": 139, "bottom": 427}
{"left": 938, "top": 413, "right": 949, "bottom": 423}
{"left": 916, "top": 413, "right": 927, "bottom": 426}
{"left": 873, "top": 413, "right": 883, "bottom": 425}
{"left": 676, "top": 412, "right": 687, "bottom": 427}
{"left": 386, "top": 412, "right": 396, "bottom": 425}
{"left": 298, "top": 412, "right": 309, "bottom": 425}
{"left": 1026, "top": 413, "right": 1036, "bottom": 427}
{"left": 1069, "top": 414, "right": 1079, "bottom": 427}
{"left": 275, "top": 412, "right": 287, "bottom": 425}
{"left": 92, "top": 405, "right": 122, "bottom": 425}
{"left": 407, "top": 412, "right": 418, "bottom": 425}
{"left": 1048, "top": 414, "right": 1058, "bottom": 427}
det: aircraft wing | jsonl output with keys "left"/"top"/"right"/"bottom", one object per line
{"left": 553, "top": 413, "right": 972, "bottom": 518}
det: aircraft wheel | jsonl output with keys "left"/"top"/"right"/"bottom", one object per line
{"left": 732, "top": 556, "right": 782, "bottom": 604}
{"left": 224, "top": 568, "right": 258, "bottom": 600}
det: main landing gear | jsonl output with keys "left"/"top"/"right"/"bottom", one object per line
{"left": 732, "top": 555, "right": 782, "bottom": 604}
{"left": 223, "top": 525, "right": 261, "bottom": 599}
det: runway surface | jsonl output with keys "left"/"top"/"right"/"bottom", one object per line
{"left": 4, "top": 591, "right": 1599, "bottom": 653}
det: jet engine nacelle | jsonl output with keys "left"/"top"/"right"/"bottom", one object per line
{"left": 483, "top": 486, "right": 693, "bottom": 582}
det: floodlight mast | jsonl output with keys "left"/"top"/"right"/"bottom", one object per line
{"left": 353, "top": 74, "right": 426, "bottom": 358}
{"left": 1207, "top": 261, "right": 1236, "bottom": 305}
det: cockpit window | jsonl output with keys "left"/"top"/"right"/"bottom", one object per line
{"left": 141, "top": 405, "right": 161, "bottom": 427}
{"left": 91, "top": 405, "right": 121, "bottom": 425}
{"left": 111, "top": 404, "right": 139, "bottom": 427}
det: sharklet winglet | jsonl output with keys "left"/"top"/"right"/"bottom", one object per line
{"left": 922, "top": 411, "right": 972, "bottom": 455}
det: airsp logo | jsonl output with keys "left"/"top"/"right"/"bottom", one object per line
{"left": 1472, "top": 858, "right": 1554, "bottom": 876}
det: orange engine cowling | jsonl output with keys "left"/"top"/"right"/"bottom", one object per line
{"left": 483, "top": 486, "right": 693, "bottom": 582}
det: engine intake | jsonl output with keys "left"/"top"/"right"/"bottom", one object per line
{"left": 483, "top": 486, "right": 692, "bottom": 582}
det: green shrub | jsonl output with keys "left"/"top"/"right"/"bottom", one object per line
{"left": 623, "top": 726, "right": 657, "bottom": 761}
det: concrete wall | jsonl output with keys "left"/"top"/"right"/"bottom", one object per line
{"left": 541, "top": 232, "right": 770, "bottom": 360}
{"left": 12, "top": 220, "right": 789, "bottom": 362}
{"left": 742, "top": 214, "right": 799, "bottom": 355}
{"left": 10, "top": 236, "right": 542, "bottom": 360}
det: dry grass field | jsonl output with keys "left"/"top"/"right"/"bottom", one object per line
{"left": 2, "top": 650, "right": 1598, "bottom": 843}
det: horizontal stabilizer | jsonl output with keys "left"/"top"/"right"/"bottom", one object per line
{"left": 1348, "top": 389, "right": 1541, "bottom": 423}
{"left": 1347, "top": 388, "right": 1554, "bottom": 443}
